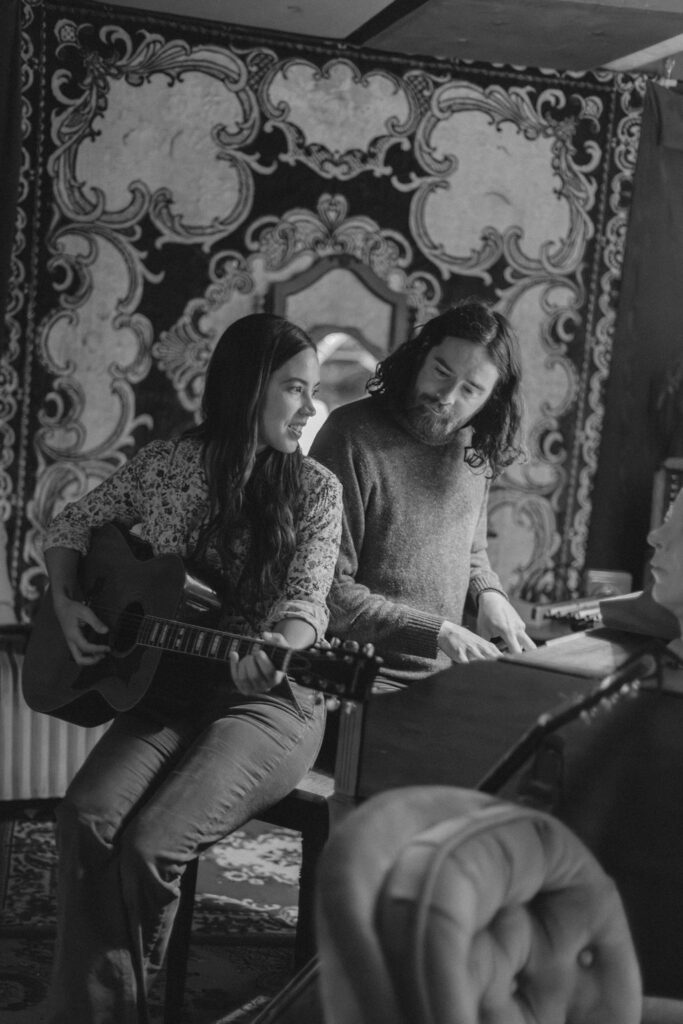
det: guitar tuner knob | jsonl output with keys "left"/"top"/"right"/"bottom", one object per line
{"left": 342, "top": 640, "right": 359, "bottom": 653}
{"left": 329, "top": 637, "right": 342, "bottom": 649}
{"left": 361, "top": 643, "right": 375, "bottom": 657}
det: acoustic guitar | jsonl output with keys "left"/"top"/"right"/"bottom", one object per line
{"left": 22, "top": 522, "right": 381, "bottom": 727}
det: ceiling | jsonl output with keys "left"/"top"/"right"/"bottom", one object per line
{"left": 88, "top": 0, "right": 683, "bottom": 77}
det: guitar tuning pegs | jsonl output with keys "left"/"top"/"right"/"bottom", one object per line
{"left": 325, "top": 696, "right": 341, "bottom": 712}
{"left": 342, "top": 640, "right": 359, "bottom": 654}
{"left": 329, "top": 637, "right": 342, "bottom": 649}
{"left": 361, "top": 642, "right": 375, "bottom": 657}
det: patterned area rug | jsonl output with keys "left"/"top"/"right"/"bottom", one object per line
{"left": 0, "top": 817, "right": 300, "bottom": 1022}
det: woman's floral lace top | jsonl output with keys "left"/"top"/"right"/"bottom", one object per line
{"left": 44, "top": 437, "right": 343, "bottom": 641}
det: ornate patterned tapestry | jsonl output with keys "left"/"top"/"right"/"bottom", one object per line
{"left": 3, "top": 0, "right": 645, "bottom": 621}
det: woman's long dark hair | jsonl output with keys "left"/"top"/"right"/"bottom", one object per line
{"left": 188, "top": 313, "right": 316, "bottom": 609}
{"left": 368, "top": 298, "right": 525, "bottom": 477}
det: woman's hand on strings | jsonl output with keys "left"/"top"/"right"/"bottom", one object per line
{"left": 228, "top": 631, "right": 287, "bottom": 694}
{"left": 52, "top": 593, "right": 110, "bottom": 665}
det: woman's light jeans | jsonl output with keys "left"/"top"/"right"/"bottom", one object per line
{"left": 46, "top": 668, "right": 326, "bottom": 1024}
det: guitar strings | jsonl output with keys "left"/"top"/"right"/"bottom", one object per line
{"left": 83, "top": 601, "right": 270, "bottom": 649}
{"left": 78, "top": 602, "right": 372, "bottom": 684}
{"left": 90, "top": 605, "right": 301, "bottom": 674}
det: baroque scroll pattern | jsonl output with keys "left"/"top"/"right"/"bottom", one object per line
{"left": 5, "top": 0, "right": 643, "bottom": 616}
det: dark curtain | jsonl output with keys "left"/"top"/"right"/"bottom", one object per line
{"left": 0, "top": 0, "right": 22, "bottom": 354}
{"left": 587, "top": 82, "right": 683, "bottom": 585}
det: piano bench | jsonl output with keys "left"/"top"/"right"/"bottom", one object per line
{"left": 163, "top": 766, "right": 335, "bottom": 1024}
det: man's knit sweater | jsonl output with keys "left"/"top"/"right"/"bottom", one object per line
{"left": 309, "top": 396, "right": 505, "bottom": 683}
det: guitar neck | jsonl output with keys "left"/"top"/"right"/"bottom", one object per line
{"left": 133, "top": 612, "right": 380, "bottom": 703}
{"left": 139, "top": 615, "right": 291, "bottom": 671}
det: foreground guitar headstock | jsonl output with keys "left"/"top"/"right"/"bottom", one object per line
{"left": 287, "top": 639, "right": 382, "bottom": 704}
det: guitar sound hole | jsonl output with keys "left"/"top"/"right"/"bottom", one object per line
{"left": 110, "top": 601, "right": 143, "bottom": 655}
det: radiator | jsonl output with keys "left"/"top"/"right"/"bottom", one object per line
{"left": 0, "top": 649, "right": 108, "bottom": 801}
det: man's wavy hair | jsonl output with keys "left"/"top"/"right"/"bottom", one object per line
{"left": 187, "top": 312, "right": 316, "bottom": 611}
{"left": 367, "top": 298, "right": 525, "bottom": 477}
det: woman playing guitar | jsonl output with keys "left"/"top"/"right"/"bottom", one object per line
{"left": 41, "top": 313, "right": 343, "bottom": 1023}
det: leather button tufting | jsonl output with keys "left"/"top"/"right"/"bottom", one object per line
{"left": 578, "top": 946, "right": 595, "bottom": 968}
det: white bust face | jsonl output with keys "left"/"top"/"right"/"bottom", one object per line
{"left": 648, "top": 489, "right": 683, "bottom": 623}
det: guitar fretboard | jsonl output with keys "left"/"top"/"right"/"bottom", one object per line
{"left": 138, "top": 615, "right": 290, "bottom": 670}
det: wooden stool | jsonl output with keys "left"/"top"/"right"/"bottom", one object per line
{"left": 163, "top": 766, "right": 334, "bottom": 1024}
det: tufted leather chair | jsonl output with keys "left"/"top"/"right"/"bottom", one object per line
{"left": 314, "top": 786, "right": 643, "bottom": 1024}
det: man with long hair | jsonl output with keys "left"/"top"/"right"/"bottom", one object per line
{"left": 310, "top": 297, "right": 534, "bottom": 684}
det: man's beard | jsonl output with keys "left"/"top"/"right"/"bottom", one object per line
{"left": 403, "top": 398, "right": 464, "bottom": 444}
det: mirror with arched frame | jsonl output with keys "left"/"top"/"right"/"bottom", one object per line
{"left": 268, "top": 254, "right": 409, "bottom": 452}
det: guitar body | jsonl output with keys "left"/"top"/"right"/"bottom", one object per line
{"left": 23, "top": 524, "right": 215, "bottom": 726}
